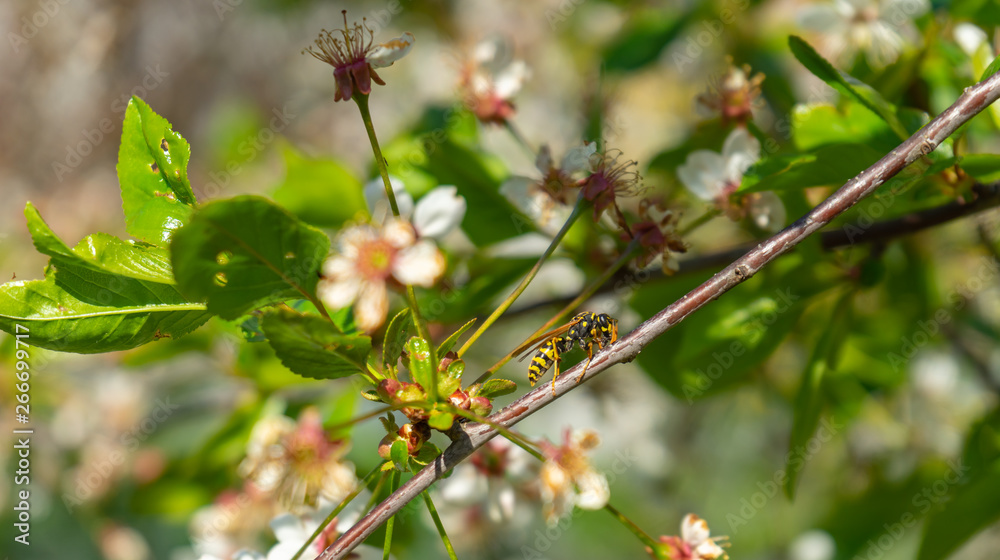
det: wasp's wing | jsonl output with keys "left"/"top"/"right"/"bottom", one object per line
{"left": 513, "top": 323, "right": 576, "bottom": 361}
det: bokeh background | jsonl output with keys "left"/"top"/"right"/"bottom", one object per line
{"left": 2, "top": 0, "right": 1000, "bottom": 559}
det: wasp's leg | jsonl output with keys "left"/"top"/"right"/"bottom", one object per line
{"left": 549, "top": 344, "right": 562, "bottom": 396}
{"left": 576, "top": 341, "right": 596, "bottom": 383}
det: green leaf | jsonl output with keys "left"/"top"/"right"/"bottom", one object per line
{"left": 411, "top": 441, "right": 442, "bottom": 467}
{"left": 383, "top": 309, "right": 413, "bottom": 372}
{"left": 171, "top": 195, "right": 330, "bottom": 319}
{"left": 788, "top": 36, "right": 908, "bottom": 139}
{"left": 601, "top": 9, "right": 691, "bottom": 73}
{"left": 25, "top": 203, "right": 175, "bottom": 284}
{"left": 271, "top": 144, "right": 367, "bottom": 228}
{"left": 428, "top": 410, "right": 455, "bottom": 431}
{"left": 420, "top": 140, "right": 533, "bottom": 246}
{"left": 474, "top": 378, "right": 518, "bottom": 398}
{"left": 785, "top": 291, "right": 853, "bottom": 499}
{"left": 390, "top": 439, "right": 409, "bottom": 472}
{"left": 632, "top": 259, "right": 835, "bottom": 400}
{"left": 117, "top": 96, "right": 197, "bottom": 246}
{"left": 980, "top": 53, "right": 1000, "bottom": 82}
{"left": 740, "top": 144, "right": 885, "bottom": 193}
{"left": 917, "top": 463, "right": 1000, "bottom": 560}
{"left": 439, "top": 359, "right": 464, "bottom": 397}
{"left": 406, "top": 336, "right": 435, "bottom": 396}
{"left": 437, "top": 318, "right": 476, "bottom": 356}
{"left": 0, "top": 264, "right": 208, "bottom": 354}
{"left": 261, "top": 307, "right": 371, "bottom": 380}
{"left": 791, "top": 102, "right": 899, "bottom": 153}
{"left": 960, "top": 154, "right": 1000, "bottom": 183}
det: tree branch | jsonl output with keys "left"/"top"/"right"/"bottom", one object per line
{"left": 317, "top": 70, "right": 1000, "bottom": 560}
{"left": 508, "top": 179, "right": 1000, "bottom": 318}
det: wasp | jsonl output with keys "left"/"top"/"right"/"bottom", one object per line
{"left": 513, "top": 312, "right": 619, "bottom": 394}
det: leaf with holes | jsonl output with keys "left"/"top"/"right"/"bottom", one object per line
{"left": 117, "top": 96, "right": 197, "bottom": 246}
{"left": 261, "top": 307, "right": 372, "bottom": 380}
{"left": 0, "top": 263, "right": 208, "bottom": 354}
{"left": 170, "top": 195, "right": 330, "bottom": 319}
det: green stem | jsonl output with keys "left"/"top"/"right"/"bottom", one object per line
{"left": 354, "top": 92, "right": 436, "bottom": 384}
{"left": 383, "top": 469, "right": 401, "bottom": 560}
{"left": 604, "top": 502, "right": 660, "bottom": 551}
{"left": 421, "top": 491, "right": 459, "bottom": 560}
{"left": 472, "top": 238, "right": 640, "bottom": 385}
{"left": 365, "top": 471, "right": 390, "bottom": 515}
{"left": 457, "top": 195, "right": 588, "bottom": 357}
{"left": 679, "top": 208, "right": 720, "bottom": 236}
{"left": 289, "top": 463, "right": 383, "bottom": 560}
{"left": 354, "top": 93, "right": 400, "bottom": 217}
{"left": 504, "top": 120, "right": 536, "bottom": 159}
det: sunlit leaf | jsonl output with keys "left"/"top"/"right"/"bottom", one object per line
{"left": 261, "top": 307, "right": 371, "bottom": 380}
{"left": 117, "top": 96, "right": 197, "bottom": 246}
{"left": 171, "top": 195, "right": 330, "bottom": 319}
{"left": 271, "top": 144, "right": 367, "bottom": 228}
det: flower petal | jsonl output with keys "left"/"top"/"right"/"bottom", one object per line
{"left": 383, "top": 218, "right": 417, "bottom": 249}
{"left": 721, "top": 128, "right": 760, "bottom": 185}
{"left": 677, "top": 150, "right": 727, "bottom": 201}
{"left": 317, "top": 276, "right": 361, "bottom": 310}
{"left": 573, "top": 468, "right": 610, "bottom": 510}
{"left": 749, "top": 191, "right": 786, "bottom": 232}
{"left": 269, "top": 513, "right": 306, "bottom": 544}
{"left": 368, "top": 32, "right": 415, "bottom": 69}
{"left": 439, "top": 464, "right": 487, "bottom": 505}
{"left": 681, "top": 513, "right": 711, "bottom": 547}
{"left": 413, "top": 186, "right": 467, "bottom": 239}
{"left": 364, "top": 176, "right": 414, "bottom": 221}
{"left": 354, "top": 281, "right": 389, "bottom": 332}
{"left": 954, "top": 23, "right": 988, "bottom": 57}
{"left": 560, "top": 143, "right": 598, "bottom": 175}
{"left": 392, "top": 240, "right": 445, "bottom": 287}
{"left": 494, "top": 60, "right": 529, "bottom": 99}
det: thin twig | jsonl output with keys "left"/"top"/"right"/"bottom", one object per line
{"left": 317, "top": 65, "right": 1000, "bottom": 560}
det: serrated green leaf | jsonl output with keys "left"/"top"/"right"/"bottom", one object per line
{"left": 261, "top": 307, "right": 371, "bottom": 380}
{"left": 602, "top": 9, "right": 691, "bottom": 73}
{"left": 383, "top": 309, "right": 413, "bottom": 371}
{"left": 25, "top": 203, "right": 174, "bottom": 283}
{"left": 406, "top": 336, "right": 435, "bottom": 395}
{"left": 917, "top": 463, "right": 1000, "bottom": 560}
{"left": 171, "top": 195, "right": 330, "bottom": 319}
{"left": 428, "top": 410, "right": 455, "bottom": 431}
{"left": 0, "top": 264, "right": 208, "bottom": 354}
{"left": 117, "top": 96, "right": 196, "bottom": 246}
{"left": 477, "top": 378, "right": 518, "bottom": 398}
{"left": 785, "top": 291, "right": 853, "bottom": 499}
{"left": 271, "top": 144, "right": 367, "bottom": 228}
{"left": 788, "top": 36, "right": 908, "bottom": 139}
{"left": 390, "top": 439, "right": 409, "bottom": 472}
{"left": 437, "top": 318, "right": 476, "bottom": 356}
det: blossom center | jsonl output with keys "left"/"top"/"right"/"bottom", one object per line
{"left": 357, "top": 239, "right": 396, "bottom": 280}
